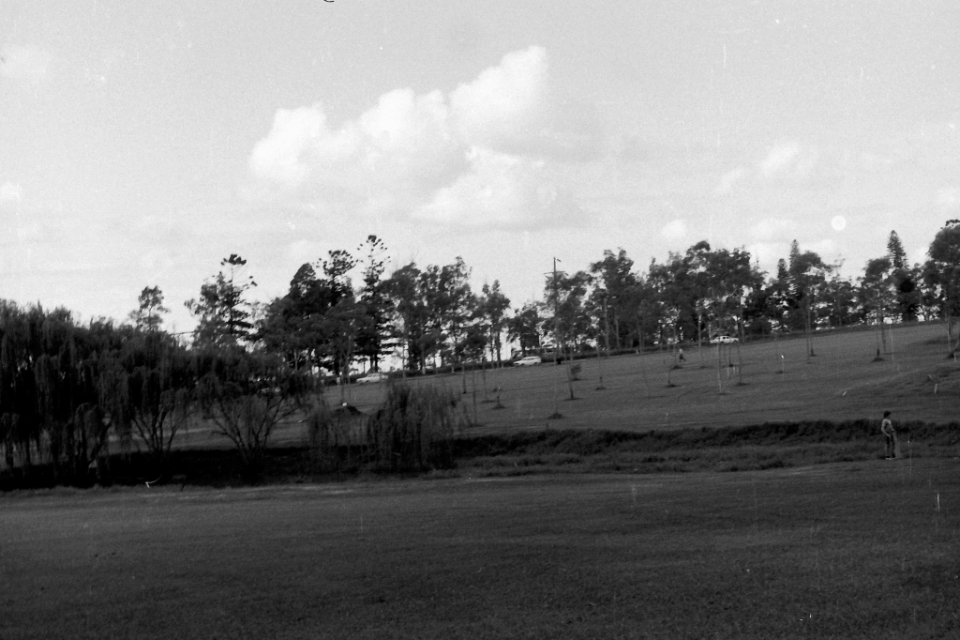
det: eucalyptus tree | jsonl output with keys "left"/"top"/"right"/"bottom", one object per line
{"left": 584, "top": 283, "right": 611, "bottom": 355}
{"left": 786, "top": 240, "right": 831, "bottom": 358}
{"left": 705, "top": 246, "right": 761, "bottom": 339}
{"left": 925, "top": 219, "right": 960, "bottom": 352}
{"left": 477, "top": 280, "right": 511, "bottom": 365}
{"left": 257, "top": 249, "right": 367, "bottom": 390}
{"left": 820, "top": 268, "right": 858, "bottom": 329}
{"left": 589, "top": 249, "right": 639, "bottom": 352}
{"left": 543, "top": 269, "right": 591, "bottom": 355}
{"left": 428, "top": 257, "right": 475, "bottom": 370}
{"left": 382, "top": 263, "right": 430, "bottom": 372}
{"left": 861, "top": 256, "right": 896, "bottom": 354}
{"left": 507, "top": 302, "right": 543, "bottom": 357}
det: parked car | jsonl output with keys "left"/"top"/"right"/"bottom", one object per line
{"left": 709, "top": 335, "right": 739, "bottom": 344}
{"left": 356, "top": 371, "right": 389, "bottom": 384}
{"left": 513, "top": 355, "right": 542, "bottom": 367}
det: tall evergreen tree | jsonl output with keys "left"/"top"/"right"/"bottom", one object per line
{"left": 355, "top": 235, "right": 393, "bottom": 372}
{"left": 885, "top": 230, "right": 920, "bottom": 321}
{"left": 129, "top": 286, "right": 169, "bottom": 332}
{"left": 185, "top": 254, "right": 257, "bottom": 348}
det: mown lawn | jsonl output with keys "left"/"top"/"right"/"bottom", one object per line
{"left": 284, "top": 322, "right": 960, "bottom": 444}
{"left": 136, "top": 322, "right": 960, "bottom": 456}
{"left": 2, "top": 458, "right": 958, "bottom": 639}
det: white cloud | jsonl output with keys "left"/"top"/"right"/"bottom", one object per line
{"left": 759, "top": 143, "right": 800, "bottom": 178}
{"left": 247, "top": 46, "right": 589, "bottom": 230}
{"left": 411, "top": 147, "right": 579, "bottom": 228}
{"left": 758, "top": 142, "right": 818, "bottom": 182}
{"left": 249, "top": 107, "right": 326, "bottom": 188}
{"left": 805, "top": 237, "right": 839, "bottom": 260}
{"left": 746, "top": 242, "right": 789, "bottom": 272}
{"left": 0, "top": 44, "right": 51, "bottom": 84}
{"left": 661, "top": 219, "right": 687, "bottom": 240}
{"left": 449, "top": 46, "right": 547, "bottom": 150}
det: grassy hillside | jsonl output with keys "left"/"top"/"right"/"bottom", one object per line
{"left": 302, "top": 322, "right": 960, "bottom": 439}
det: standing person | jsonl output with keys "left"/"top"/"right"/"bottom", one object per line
{"left": 881, "top": 410, "right": 898, "bottom": 459}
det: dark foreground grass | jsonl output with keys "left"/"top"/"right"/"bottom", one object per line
{"left": 2, "top": 459, "right": 958, "bottom": 639}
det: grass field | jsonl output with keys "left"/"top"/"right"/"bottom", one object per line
{"left": 306, "top": 322, "right": 960, "bottom": 438}
{"left": 2, "top": 458, "right": 958, "bottom": 639}
{"left": 153, "top": 322, "right": 960, "bottom": 453}
{"left": 3, "top": 323, "right": 959, "bottom": 638}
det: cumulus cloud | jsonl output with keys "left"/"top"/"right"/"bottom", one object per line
{"left": 247, "top": 46, "right": 588, "bottom": 229}
{"left": 0, "top": 44, "right": 51, "bottom": 83}
{"left": 249, "top": 107, "right": 326, "bottom": 188}
{"left": 759, "top": 143, "right": 800, "bottom": 178}
{"left": 804, "top": 237, "right": 839, "bottom": 259}
{"left": 745, "top": 242, "right": 789, "bottom": 271}
{"left": 758, "top": 142, "right": 819, "bottom": 182}
{"left": 449, "top": 46, "right": 547, "bottom": 149}
{"left": 412, "top": 148, "right": 577, "bottom": 228}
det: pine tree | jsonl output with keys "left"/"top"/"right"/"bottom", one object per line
{"left": 185, "top": 254, "right": 257, "bottom": 348}
{"left": 129, "top": 286, "right": 169, "bottom": 332}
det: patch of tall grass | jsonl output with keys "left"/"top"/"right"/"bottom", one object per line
{"left": 453, "top": 421, "right": 960, "bottom": 476}
{"left": 366, "top": 384, "right": 461, "bottom": 472}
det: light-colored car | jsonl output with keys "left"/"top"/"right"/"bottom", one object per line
{"left": 356, "top": 372, "right": 389, "bottom": 384}
{"left": 513, "top": 355, "right": 542, "bottom": 367}
{"left": 710, "top": 335, "right": 739, "bottom": 344}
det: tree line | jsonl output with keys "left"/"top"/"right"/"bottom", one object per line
{"left": 2, "top": 223, "right": 960, "bottom": 485}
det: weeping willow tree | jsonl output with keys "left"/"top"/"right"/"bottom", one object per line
{"left": 1, "top": 301, "right": 179, "bottom": 486}
{"left": 366, "top": 384, "right": 460, "bottom": 473}
{"left": 29, "top": 313, "right": 119, "bottom": 483}
{"left": 0, "top": 301, "right": 44, "bottom": 474}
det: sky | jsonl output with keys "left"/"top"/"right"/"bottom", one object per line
{"left": 2, "top": 1, "right": 958, "bottom": 335}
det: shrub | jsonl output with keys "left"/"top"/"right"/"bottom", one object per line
{"left": 194, "top": 346, "right": 312, "bottom": 481}
{"left": 367, "top": 384, "right": 460, "bottom": 473}
{"left": 304, "top": 398, "right": 365, "bottom": 474}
